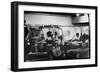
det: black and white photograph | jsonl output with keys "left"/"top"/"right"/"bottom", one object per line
{"left": 11, "top": 1, "right": 97, "bottom": 71}
{"left": 24, "top": 11, "right": 90, "bottom": 62}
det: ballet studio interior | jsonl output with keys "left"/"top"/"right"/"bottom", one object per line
{"left": 24, "top": 11, "right": 90, "bottom": 62}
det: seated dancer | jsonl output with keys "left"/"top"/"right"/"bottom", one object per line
{"left": 45, "top": 29, "right": 53, "bottom": 59}
{"left": 80, "top": 33, "right": 89, "bottom": 48}
{"left": 71, "top": 33, "right": 80, "bottom": 41}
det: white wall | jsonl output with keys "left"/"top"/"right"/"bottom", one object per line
{"left": 0, "top": 0, "right": 99, "bottom": 73}
{"left": 25, "top": 14, "right": 72, "bottom": 26}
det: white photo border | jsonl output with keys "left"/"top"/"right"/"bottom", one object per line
{"left": 18, "top": 4, "right": 96, "bottom": 69}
